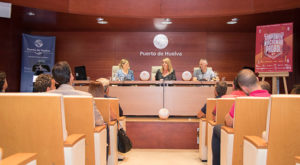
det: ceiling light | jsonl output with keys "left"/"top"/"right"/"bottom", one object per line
{"left": 227, "top": 21, "right": 237, "bottom": 24}
{"left": 153, "top": 18, "right": 167, "bottom": 30}
{"left": 97, "top": 17, "right": 104, "bottom": 22}
{"left": 231, "top": 18, "right": 239, "bottom": 22}
{"left": 161, "top": 18, "right": 172, "bottom": 25}
{"left": 227, "top": 18, "right": 238, "bottom": 25}
{"left": 27, "top": 12, "right": 35, "bottom": 16}
{"left": 97, "top": 20, "right": 108, "bottom": 24}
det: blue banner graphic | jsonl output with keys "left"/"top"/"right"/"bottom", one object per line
{"left": 20, "top": 34, "right": 56, "bottom": 92}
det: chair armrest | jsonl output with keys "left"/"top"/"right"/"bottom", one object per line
{"left": 118, "top": 116, "right": 126, "bottom": 121}
{"left": 295, "top": 156, "right": 300, "bottom": 164}
{"left": 95, "top": 125, "right": 106, "bottom": 133}
{"left": 64, "top": 134, "right": 86, "bottom": 147}
{"left": 207, "top": 120, "right": 216, "bottom": 126}
{"left": 221, "top": 126, "right": 234, "bottom": 134}
{"left": 244, "top": 136, "right": 268, "bottom": 149}
{"left": 0, "top": 153, "right": 37, "bottom": 165}
{"left": 200, "top": 118, "right": 207, "bottom": 122}
{"left": 108, "top": 121, "right": 117, "bottom": 126}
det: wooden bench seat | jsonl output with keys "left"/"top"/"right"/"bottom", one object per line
{"left": 221, "top": 97, "right": 269, "bottom": 165}
{"left": 243, "top": 95, "right": 300, "bottom": 165}
{"left": 64, "top": 96, "right": 107, "bottom": 165}
{"left": 0, "top": 93, "right": 85, "bottom": 165}
{"left": 207, "top": 98, "right": 235, "bottom": 165}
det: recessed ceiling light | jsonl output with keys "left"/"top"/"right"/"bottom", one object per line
{"left": 161, "top": 18, "right": 172, "bottom": 25}
{"left": 27, "top": 12, "right": 35, "bottom": 16}
{"left": 153, "top": 18, "right": 167, "bottom": 30}
{"left": 97, "top": 20, "right": 108, "bottom": 24}
{"left": 97, "top": 17, "right": 104, "bottom": 22}
{"left": 231, "top": 18, "right": 239, "bottom": 22}
{"left": 227, "top": 21, "right": 237, "bottom": 24}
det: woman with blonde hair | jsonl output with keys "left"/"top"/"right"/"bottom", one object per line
{"left": 155, "top": 58, "right": 176, "bottom": 80}
{"left": 116, "top": 59, "right": 134, "bottom": 81}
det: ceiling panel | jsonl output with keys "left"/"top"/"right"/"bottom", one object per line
{"left": 6, "top": 5, "right": 300, "bottom": 32}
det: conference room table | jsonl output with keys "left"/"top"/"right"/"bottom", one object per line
{"left": 73, "top": 80, "right": 233, "bottom": 116}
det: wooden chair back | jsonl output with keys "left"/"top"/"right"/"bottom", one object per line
{"left": 63, "top": 96, "right": 95, "bottom": 165}
{"left": 151, "top": 66, "right": 162, "bottom": 80}
{"left": 0, "top": 93, "right": 66, "bottom": 165}
{"left": 206, "top": 98, "right": 217, "bottom": 145}
{"left": 94, "top": 98, "right": 119, "bottom": 123}
{"left": 266, "top": 95, "right": 300, "bottom": 165}
{"left": 110, "top": 98, "right": 120, "bottom": 118}
{"left": 232, "top": 97, "right": 269, "bottom": 165}
{"left": 215, "top": 98, "right": 235, "bottom": 124}
{"left": 206, "top": 98, "right": 217, "bottom": 121}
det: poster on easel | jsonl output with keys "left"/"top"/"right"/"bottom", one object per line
{"left": 255, "top": 22, "right": 293, "bottom": 73}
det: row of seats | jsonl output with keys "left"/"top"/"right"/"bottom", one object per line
{"left": 0, "top": 93, "right": 125, "bottom": 165}
{"left": 198, "top": 95, "right": 300, "bottom": 165}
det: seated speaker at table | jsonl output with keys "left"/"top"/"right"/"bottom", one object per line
{"left": 155, "top": 57, "right": 176, "bottom": 81}
{"left": 193, "top": 59, "right": 218, "bottom": 81}
{"left": 116, "top": 59, "right": 134, "bottom": 81}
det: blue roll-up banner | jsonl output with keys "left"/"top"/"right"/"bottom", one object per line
{"left": 20, "top": 34, "right": 56, "bottom": 92}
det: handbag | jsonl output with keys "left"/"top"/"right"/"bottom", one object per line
{"left": 117, "top": 128, "right": 132, "bottom": 153}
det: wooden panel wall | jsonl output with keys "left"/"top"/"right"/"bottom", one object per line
{"left": 32, "top": 31, "right": 255, "bottom": 81}
{"left": 0, "top": 18, "right": 22, "bottom": 92}
{"left": 126, "top": 121, "right": 199, "bottom": 149}
{"left": 5, "top": 0, "right": 69, "bottom": 13}
{"left": 4, "top": 0, "right": 299, "bottom": 17}
{"left": 1, "top": 19, "right": 299, "bottom": 92}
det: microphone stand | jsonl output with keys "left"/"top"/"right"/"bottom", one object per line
{"left": 163, "top": 79, "right": 165, "bottom": 108}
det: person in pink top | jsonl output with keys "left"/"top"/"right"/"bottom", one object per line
{"left": 225, "top": 69, "right": 271, "bottom": 127}
{"left": 222, "top": 77, "right": 246, "bottom": 98}
{"left": 212, "top": 77, "right": 246, "bottom": 118}
{"left": 212, "top": 69, "right": 270, "bottom": 165}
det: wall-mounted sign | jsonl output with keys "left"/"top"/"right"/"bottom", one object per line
{"left": 255, "top": 22, "right": 293, "bottom": 73}
{"left": 153, "top": 34, "right": 168, "bottom": 49}
{"left": 140, "top": 34, "right": 183, "bottom": 57}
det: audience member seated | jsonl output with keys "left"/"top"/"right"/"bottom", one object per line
{"left": 193, "top": 59, "right": 217, "bottom": 81}
{"left": 88, "top": 81, "right": 117, "bottom": 121}
{"left": 155, "top": 57, "right": 176, "bottom": 81}
{"left": 48, "top": 61, "right": 104, "bottom": 126}
{"left": 258, "top": 81, "right": 271, "bottom": 94}
{"left": 211, "top": 69, "right": 270, "bottom": 165}
{"left": 97, "top": 78, "right": 124, "bottom": 116}
{"left": 222, "top": 77, "right": 246, "bottom": 98}
{"left": 33, "top": 74, "right": 56, "bottom": 92}
{"left": 291, "top": 86, "right": 300, "bottom": 94}
{"left": 0, "top": 71, "right": 8, "bottom": 92}
{"left": 197, "top": 81, "right": 227, "bottom": 118}
{"left": 96, "top": 78, "right": 126, "bottom": 161}
{"left": 116, "top": 59, "right": 134, "bottom": 81}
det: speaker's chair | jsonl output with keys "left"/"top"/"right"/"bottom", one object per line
{"left": 151, "top": 66, "right": 162, "bottom": 80}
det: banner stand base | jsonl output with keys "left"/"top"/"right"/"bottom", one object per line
{"left": 258, "top": 72, "right": 289, "bottom": 94}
